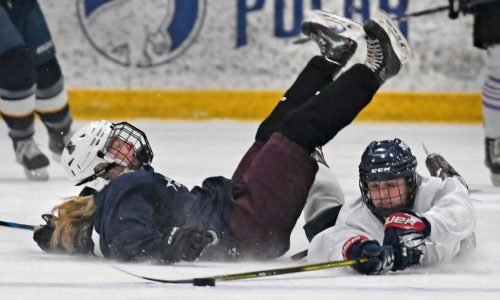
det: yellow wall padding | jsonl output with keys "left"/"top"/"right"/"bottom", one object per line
{"left": 68, "top": 89, "right": 483, "bottom": 123}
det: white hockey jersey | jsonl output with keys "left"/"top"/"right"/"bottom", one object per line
{"left": 308, "top": 175, "right": 476, "bottom": 267}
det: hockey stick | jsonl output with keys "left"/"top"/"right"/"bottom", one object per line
{"left": 290, "top": 249, "right": 308, "bottom": 261}
{"left": 114, "top": 257, "right": 369, "bottom": 286}
{"left": 0, "top": 220, "right": 35, "bottom": 231}
{"left": 393, "top": 5, "right": 449, "bottom": 21}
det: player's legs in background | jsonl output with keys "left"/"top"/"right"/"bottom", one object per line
{"left": 0, "top": 4, "right": 49, "bottom": 180}
{"left": 482, "top": 44, "right": 500, "bottom": 186}
{"left": 24, "top": 0, "right": 74, "bottom": 161}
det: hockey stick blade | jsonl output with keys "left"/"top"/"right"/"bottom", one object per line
{"left": 290, "top": 249, "right": 308, "bottom": 261}
{"left": 113, "top": 266, "right": 194, "bottom": 284}
{"left": 114, "top": 258, "right": 369, "bottom": 286}
{"left": 0, "top": 220, "right": 35, "bottom": 231}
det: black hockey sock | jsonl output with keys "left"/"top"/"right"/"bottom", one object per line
{"left": 255, "top": 56, "right": 341, "bottom": 142}
{"left": 279, "top": 64, "right": 381, "bottom": 153}
{"left": 282, "top": 56, "right": 342, "bottom": 105}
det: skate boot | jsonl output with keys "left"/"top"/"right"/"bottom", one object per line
{"left": 363, "top": 10, "right": 412, "bottom": 85}
{"left": 304, "top": 10, "right": 365, "bottom": 41}
{"left": 485, "top": 137, "right": 500, "bottom": 186}
{"left": 301, "top": 11, "right": 360, "bottom": 67}
{"left": 425, "top": 153, "right": 469, "bottom": 190}
{"left": 422, "top": 144, "right": 468, "bottom": 190}
{"left": 14, "top": 138, "right": 50, "bottom": 181}
{"left": 48, "top": 128, "right": 74, "bottom": 162}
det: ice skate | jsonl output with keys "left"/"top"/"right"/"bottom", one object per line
{"left": 363, "top": 9, "right": 412, "bottom": 84}
{"left": 302, "top": 11, "right": 360, "bottom": 66}
{"left": 485, "top": 137, "right": 500, "bottom": 186}
{"left": 14, "top": 138, "right": 50, "bottom": 181}
{"left": 48, "top": 128, "right": 74, "bottom": 162}
{"left": 423, "top": 144, "right": 469, "bottom": 190}
{"left": 304, "top": 10, "right": 365, "bottom": 41}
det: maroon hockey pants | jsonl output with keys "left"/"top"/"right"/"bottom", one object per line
{"left": 229, "top": 132, "right": 318, "bottom": 259}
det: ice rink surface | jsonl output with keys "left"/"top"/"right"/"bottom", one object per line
{"left": 1, "top": 120, "right": 499, "bottom": 300}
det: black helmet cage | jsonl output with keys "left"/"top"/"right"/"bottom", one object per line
{"left": 101, "top": 122, "right": 154, "bottom": 167}
{"left": 358, "top": 139, "right": 418, "bottom": 222}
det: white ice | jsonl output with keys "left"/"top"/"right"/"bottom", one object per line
{"left": 1, "top": 120, "right": 499, "bottom": 300}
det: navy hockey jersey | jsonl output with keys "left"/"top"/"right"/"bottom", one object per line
{"left": 92, "top": 169, "right": 234, "bottom": 261}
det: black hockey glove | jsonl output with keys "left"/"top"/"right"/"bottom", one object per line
{"left": 383, "top": 210, "right": 431, "bottom": 271}
{"left": 343, "top": 235, "right": 394, "bottom": 275}
{"left": 160, "top": 227, "right": 216, "bottom": 263}
{"left": 33, "top": 214, "right": 56, "bottom": 252}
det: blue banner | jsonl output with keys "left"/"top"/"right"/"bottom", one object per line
{"left": 237, "top": 0, "right": 409, "bottom": 48}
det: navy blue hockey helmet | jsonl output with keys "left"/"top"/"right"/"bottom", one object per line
{"left": 358, "top": 138, "right": 418, "bottom": 221}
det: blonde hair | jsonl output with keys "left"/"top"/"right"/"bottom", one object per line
{"left": 50, "top": 195, "right": 96, "bottom": 254}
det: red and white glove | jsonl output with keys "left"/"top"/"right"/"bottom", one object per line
{"left": 383, "top": 210, "right": 430, "bottom": 271}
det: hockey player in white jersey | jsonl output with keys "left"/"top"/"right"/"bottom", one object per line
{"left": 308, "top": 138, "right": 475, "bottom": 275}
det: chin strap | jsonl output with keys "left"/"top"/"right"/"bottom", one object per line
{"left": 76, "top": 163, "right": 117, "bottom": 186}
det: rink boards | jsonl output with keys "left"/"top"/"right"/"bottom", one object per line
{"left": 68, "top": 90, "right": 483, "bottom": 123}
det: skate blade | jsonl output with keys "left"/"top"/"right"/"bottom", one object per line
{"left": 306, "top": 10, "right": 365, "bottom": 41}
{"left": 51, "top": 152, "right": 62, "bottom": 163}
{"left": 491, "top": 172, "right": 500, "bottom": 187}
{"left": 24, "top": 167, "right": 49, "bottom": 181}
{"left": 372, "top": 9, "right": 413, "bottom": 65}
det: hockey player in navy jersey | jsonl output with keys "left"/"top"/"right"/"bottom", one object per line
{"left": 0, "top": 0, "right": 74, "bottom": 181}
{"left": 33, "top": 10, "right": 411, "bottom": 263}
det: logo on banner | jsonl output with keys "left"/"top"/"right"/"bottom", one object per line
{"left": 77, "top": 0, "right": 206, "bottom": 68}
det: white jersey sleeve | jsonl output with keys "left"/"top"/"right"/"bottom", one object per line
{"left": 308, "top": 195, "right": 383, "bottom": 262}
{"left": 308, "top": 175, "right": 475, "bottom": 267}
{"left": 303, "top": 163, "right": 344, "bottom": 223}
{"left": 414, "top": 176, "right": 475, "bottom": 266}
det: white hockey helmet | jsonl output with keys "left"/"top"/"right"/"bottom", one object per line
{"left": 61, "top": 120, "right": 154, "bottom": 185}
{"left": 61, "top": 120, "right": 115, "bottom": 184}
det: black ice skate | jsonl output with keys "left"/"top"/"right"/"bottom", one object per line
{"left": 485, "top": 137, "right": 500, "bottom": 186}
{"left": 301, "top": 23, "right": 357, "bottom": 66}
{"left": 14, "top": 138, "right": 50, "bottom": 181}
{"left": 363, "top": 10, "right": 412, "bottom": 85}
{"left": 48, "top": 128, "right": 74, "bottom": 162}
{"left": 423, "top": 144, "right": 469, "bottom": 190}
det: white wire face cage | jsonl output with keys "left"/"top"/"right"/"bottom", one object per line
{"left": 70, "top": 121, "right": 154, "bottom": 186}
